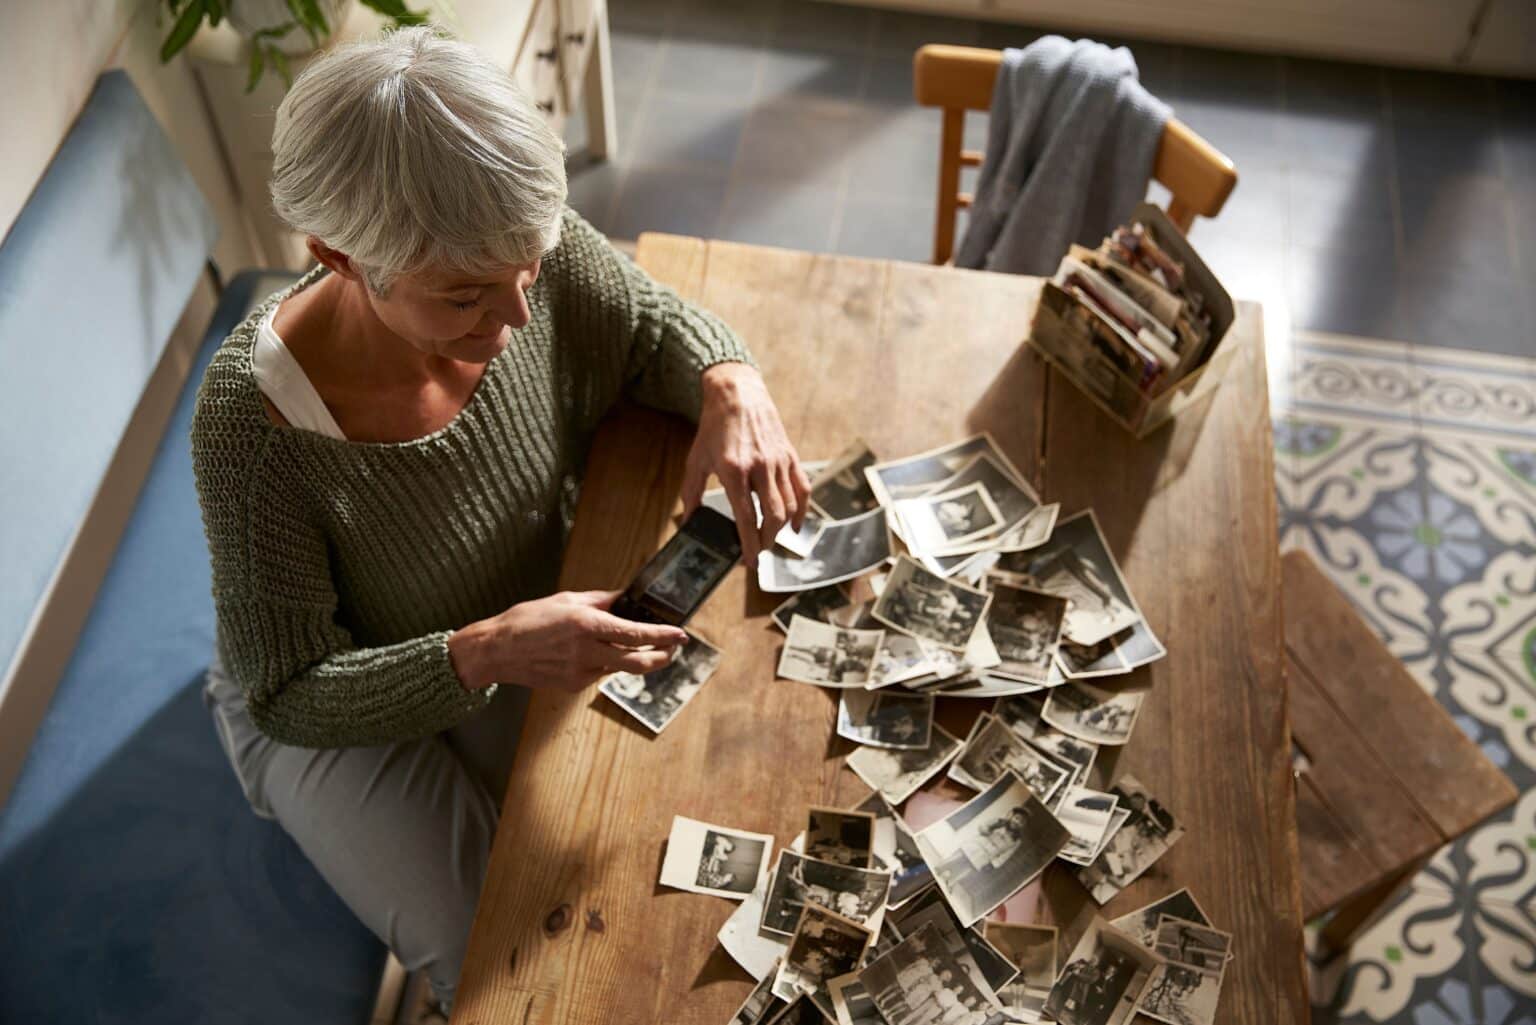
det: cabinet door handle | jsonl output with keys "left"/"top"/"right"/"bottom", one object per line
{"left": 536, "top": 46, "right": 558, "bottom": 62}
{"left": 564, "top": 31, "right": 585, "bottom": 44}
{"left": 537, "top": 98, "right": 555, "bottom": 114}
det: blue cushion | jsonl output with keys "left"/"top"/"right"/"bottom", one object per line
{"left": 0, "top": 70, "right": 219, "bottom": 688}
{"left": 0, "top": 272, "right": 388, "bottom": 1025}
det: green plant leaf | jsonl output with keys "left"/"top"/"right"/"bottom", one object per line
{"left": 159, "top": 0, "right": 206, "bottom": 62}
{"left": 268, "top": 45, "right": 293, "bottom": 87}
{"left": 362, "top": 0, "right": 429, "bottom": 26}
{"left": 285, "top": 0, "right": 330, "bottom": 44}
{"left": 245, "top": 43, "right": 265, "bottom": 92}
{"left": 205, "top": 0, "right": 223, "bottom": 26}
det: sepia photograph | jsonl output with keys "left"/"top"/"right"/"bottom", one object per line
{"left": 827, "top": 972, "right": 882, "bottom": 1025}
{"left": 837, "top": 690, "right": 934, "bottom": 750}
{"left": 864, "top": 434, "right": 996, "bottom": 505}
{"left": 809, "top": 441, "right": 882, "bottom": 521}
{"left": 985, "top": 583, "right": 1070, "bottom": 684}
{"left": 845, "top": 723, "right": 964, "bottom": 806}
{"left": 992, "top": 695, "right": 1099, "bottom": 792}
{"left": 598, "top": 631, "right": 722, "bottom": 734}
{"left": 1042, "top": 681, "right": 1147, "bottom": 746}
{"left": 778, "top": 614, "right": 886, "bottom": 688}
{"left": 703, "top": 486, "right": 823, "bottom": 560}
{"left": 759, "top": 507, "right": 893, "bottom": 593}
{"left": 893, "top": 481, "right": 1005, "bottom": 553}
{"left": 1056, "top": 618, "right": 1167, "bottom": 679}
{"left": 1010, "top": 510, "right": 1143, "bottom": 647}
{"left": 867, "top": 628, "right": 934, "bottom": 688}
{"left": 1076, "top": 775, "right": 1186, "bottom": 905}
{"left": 888, "top": 884, "right": 1022, "bottom": 995}
{"left": 859, "top": 920, "right": 1007, "bottom": 1025}
{"left": 1054, "top": 787, "right": 1121, "bottom": 865}
{"left": 718, "top": 879, "right": 788, "bottom": 982}
{"left": 772, "top": 584, "right": 852, "bottom": 633}
{"left": 759, "top": 850, "right": 892, "bottom": 938}
{"left": 915, "top": 770, "right": 1071, "bottom": 926}
{"left": 948, "top": 712, "right": 1072, "bottom": 804}
{"left": 1108, "top": 889, "right": 1211, "bottom": 949}
{"left": 925, "top": 452, "right": 1040, "bottom": 547}
{"left": 805, "top": 807, "right": 876, "bottom": 869}
{"left": 1141, "top": 915, "right": 1232, "bottom": 1025}
{"left": 659, "top": 815, "right": 774, "bottom": 900}
{"left": 1042, "top": 918, "right": 1164, "bottom": 1025}
{"left": 727, "top": 969, "right": 784, "bottom": 1025}
{"left": 886, "top": 817, "right": 935, "bottom": 908}
{"left": 771, "top": 902, "right": 873, "bottom": 1009}
{"left": 985, "top": 922, "right": 1059, "bottom": 1023}
{"left": 872, "top": 555, "right": 993, "bottom": 651}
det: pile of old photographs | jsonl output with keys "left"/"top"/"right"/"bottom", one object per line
{"left": 673, "top": 434, "right": 1230, "bottom": 1025}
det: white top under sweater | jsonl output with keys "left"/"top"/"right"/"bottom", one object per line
{"left": 250, "top": 303, "right": 348, "bottom": 440}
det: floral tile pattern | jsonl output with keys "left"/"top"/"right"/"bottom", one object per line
{"left": 1274, "top": 333, "right": 1536, "bottom": 1024}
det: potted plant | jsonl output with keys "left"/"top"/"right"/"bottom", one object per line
{"left": 159, "top": 0, "right": 427, "bottom": 90}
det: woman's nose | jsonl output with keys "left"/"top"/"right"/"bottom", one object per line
{"left": 502, "top": 286, "right": 532, "bottom": 330}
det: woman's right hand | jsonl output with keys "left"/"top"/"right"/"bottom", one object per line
{"left": 448, "top": 590, "right": 689, "bottom": 693}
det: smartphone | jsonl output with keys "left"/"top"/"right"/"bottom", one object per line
{"left": 611, "top": 506, "right": 744, "bottom": 626}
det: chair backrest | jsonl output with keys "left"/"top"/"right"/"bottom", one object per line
{"left": 912, "top": 44, "right": 1238, "bottom": 266}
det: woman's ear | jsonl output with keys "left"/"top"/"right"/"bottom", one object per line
{"left": 306, "top": 237, "right": 366, "bottom": 285}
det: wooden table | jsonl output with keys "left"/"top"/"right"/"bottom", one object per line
{"left": 451, "top": 235, "right": 1308, "bottom": 1024}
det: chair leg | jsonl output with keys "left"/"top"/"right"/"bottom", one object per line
{"left": 1315, "top": 854, "right": 1431, "bottom": 959}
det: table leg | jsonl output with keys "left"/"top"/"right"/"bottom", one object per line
{"left": 583, "top": 0, "right": 618, "bottom": 160}
{"left": 1315, "top": 853, "right": 1433, "bottom": 959}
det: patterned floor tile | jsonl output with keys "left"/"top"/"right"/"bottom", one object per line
{"left": 1411, "top": 346, "right": 1536, "bottom": 443}
{"left": 1288, "top": 332, "right": 1420, "bottom": 429}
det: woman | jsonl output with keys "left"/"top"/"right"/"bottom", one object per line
{"left": 190, "top": 27, "right": 808, "bottom": 1015}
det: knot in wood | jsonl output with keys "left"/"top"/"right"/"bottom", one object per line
{"left": 585, "top": 908, "right": 606, "bottom": 933}
{"left": 543, "top": 903, "right": 574, "bottom": 936}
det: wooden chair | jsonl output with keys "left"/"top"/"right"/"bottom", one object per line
{"left": 1282, "top": 551, "right": 1518, "bottom": 955}
{"left": 912, "top": 44, "right": 1239, "bottom": 265}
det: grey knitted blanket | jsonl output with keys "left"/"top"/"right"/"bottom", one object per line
{"left": 954, "top": 36, "right": 1171, "bottom": 275}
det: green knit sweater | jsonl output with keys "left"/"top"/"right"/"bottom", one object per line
{"left": 191, "top": 207, "right": 754, "bottom": 749}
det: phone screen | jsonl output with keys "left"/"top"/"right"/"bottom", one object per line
{"left": 612, "top": 507, "right": 743, "bottom": 625}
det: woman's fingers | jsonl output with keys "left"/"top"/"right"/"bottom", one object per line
{"left": 790, "top": 457, "right": 813, "bottom": 530}
{"left": 587, "top": 610, "right": 688, "bottom": 649}
{"left": 722, "top": 476, "right": 761, "bottom": 566}
{"left": 778, "top": 460, "right": 806, "bottom": 533}
{"left": 753, "top": 462, "right": 787, "bottom": 557}
{"left": 679, "top": 452, "right": 709, "bottom": 518}
{"left": 604, "top": 647, "right": 677, "bottom": 676}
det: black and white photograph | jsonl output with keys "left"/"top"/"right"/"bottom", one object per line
{"left": 1042, "top": 918, "right": 1164, "bottom": 1025}
{"left": 845, "top": 723, "right": 964, "bottom": 805}
{"left": 984, "top": 922, "right": 1059, "bottom": 1023}
{"left": 763, "top": 996, "right": 823, "bottom": 1024}
{"left": 948, "top": 713, "right": 1072, "bottom": 804}
{"left": 639, "top": 531, "right": 735, "bottom": 617}
{"left": 1088, "top": 807, "right": 1131, "bottom": 864}
{"left": 858, "top": 921, "right": 1008, "bottom": 1025}
{"left": 1054, "top": 787, "right": 1121, "bottom": 865}
{"left": 837, "top": 690, "right": 934, "bottom": 750}
{"left": 827, "top": 972, "right": 882, "bottom": 1025}
{"left": 867, "top": 628, "right": 935, "bottom": 688}
{"left": 864, "top": 434, "right": 997, "bottom": 504}
{"left": 759, "top": 850, "right": 892, "bottom": 938}
{"left": 718, "top": 879, "right": 788, "bottom": 981}
{"left": 985, "top": 583, "right": 1070, "bottom": 684}
{"left": 925, "top": 452, "right": 1040, "bottom": 547}
{"left": 915, "top": 771, "right": 1071, "bottom": 926}
{"left": 1011, "top": 510, "right": 1143, "bottom": 647}
{"left": 1057, "top": 618, "right": 1166, "bottom": 679}
{"left": 805, "top": 807, "right": 876, "bottom": 868}
{"left": 1076, "top": 775, "right": 1186, "bottom": 905}
{"left": 1042, "top": 681, "right": 1147, "bottom": 746}
{"left": 771, "top": 902, "right": 873, "bottom": 1008}
{"left": 659, "top": 815, "right": 774, "bottom": 900}
{"left": 727, "top": 969, "right": 785, "bottom": 1025}
{"left": 1108, "top": 889, "right": 1211, "bottom": 948}
{"left": 810, "top": 441, "right": 881, "bottom": 520}
{"left": 872, "top": 555, "right": 993, "bottom": 651}
{"left": 778, "top": 614, "right": 885, "bottom": 688}
{"left": 759, "top": 507, "right": 893, "bottom": 593}
{"left": 771, "top": 584, "right": 852, "bottom": 633}
{"left": 992, "top": 695, "right": 1099, "bottom": 792}
{"left": 888, "top": 884, "right": 1022, "bottom": 994}
{"left": 886, "top": 817, "right": 935, "bottom": 908}
{"left": 598, "top": 631, "right": 722, "bottom": 734}
{"left": 1141, "top": 916, "right": 1232, "bottom": 1025}
{"left": 893, "top": 481, "right": 1005, "bottom": 552}
{"left": 851, "top": 793, "right": 901, "bottom": 877}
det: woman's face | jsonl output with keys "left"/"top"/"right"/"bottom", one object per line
{"left": 368, "top": 259, "right": 542, "bottom": 365}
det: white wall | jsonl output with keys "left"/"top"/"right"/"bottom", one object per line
{"left": 0, "top": 0, "right": 260, "bottom": 273}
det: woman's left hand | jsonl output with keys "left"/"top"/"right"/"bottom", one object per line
{"left": 682, "top": 363, "right": 811, "bottom": 566}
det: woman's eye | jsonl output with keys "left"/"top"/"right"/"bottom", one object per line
{"left": 450, "top": 299, "right": 477, "bottom": 311}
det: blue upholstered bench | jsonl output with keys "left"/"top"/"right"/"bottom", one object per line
{"left": 0, "top": 74, "right": 386, "bottom": 1023}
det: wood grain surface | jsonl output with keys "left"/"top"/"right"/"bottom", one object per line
{"left": 450, "top": 235, "right": 1306, "bottom": 1025}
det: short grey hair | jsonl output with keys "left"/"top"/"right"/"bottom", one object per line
{"left": 270, "top": 26, "right": 568, "bottom": 294}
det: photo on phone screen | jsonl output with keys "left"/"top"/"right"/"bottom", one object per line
{"left": 613, "top": 507, "right": 743, "bottom": 625}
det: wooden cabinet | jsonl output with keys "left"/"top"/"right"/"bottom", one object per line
{"left": 190, "top": 0, "right": 615, "bottom": 271}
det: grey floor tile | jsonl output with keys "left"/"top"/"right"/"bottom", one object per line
{"left": 772, "top": 0, "right": 874, "bottom": 52}
{"left": 1289, "top": 241, "right": 1399, "bottom": 337}
{"left": 653, "top": 36, "right": 764, "bottom": 102}
{"left": 1174, "top": 97, "right": 1290, "bottom": 176}
{"left": 716, "top": 179, "right": 843, "bottom": 251}
{"left": 1398, "top": 172, "right": 1519, "bottom": 280}
{"left": 734, "top": 98, "right": 870, "bottom": 189}
{"left": 628, "top": 92, "right": 749, "bottom": 168}
{"left": 1199, "top": 163, "right": 1286, "bottom": 248}
{"left": 1280, "top": 107, "right": 1394, "bottom": 177}
{"left": 1390, "top": 261, "right": 1529, "bottom": 359}
{"left": 669, "top": 0, "right": 778, "bottom": 44}
{"left": 565, "top": 153, "right": 622, "bottom": 234}
{"left": 834, "top": 195, "right": 938, "bottom": 264}
{"left": 1184, "top": 225, "right": 1287, "bottom": 306}
{"left": 1393, "top": 111, "right": 1506, "bottom": 184}
{"left": 608, "top": 0, "right": 674, "bottom": 32}
{"left": 973, "top": 19, "right": 1044, "bottom": 54}
{"left": 863, "top": 52, "right": 917, "bottom": 107}
{"left": 870, "top": 8, "right": 979, "bottom": 55}
{"left": 844, "top": 106, "right": 943, "bottom": 203}
{"left": 607, "top": 165, "right": 730, "bottom": 241}
{"left": 1286, "top": 58, "right": 1386, "bottom": 116}
{"left": 757, "top": 43, "right": 867, "bottom": 102}
{"left": 1287, "top": 164, "right": 1396, "bottom": 254}
{"left": 611, "top": 29, "right": 663, "bottom": 89}
{"left": 1495, "top": 79, "right": 1536, "bottom": 186}
{"left": 1168, "top": 47, "right": 1282, "bottom": 109}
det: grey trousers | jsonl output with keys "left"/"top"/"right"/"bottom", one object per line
{"left": 202, "top": 648, "right": 530, "bottom": 1009}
